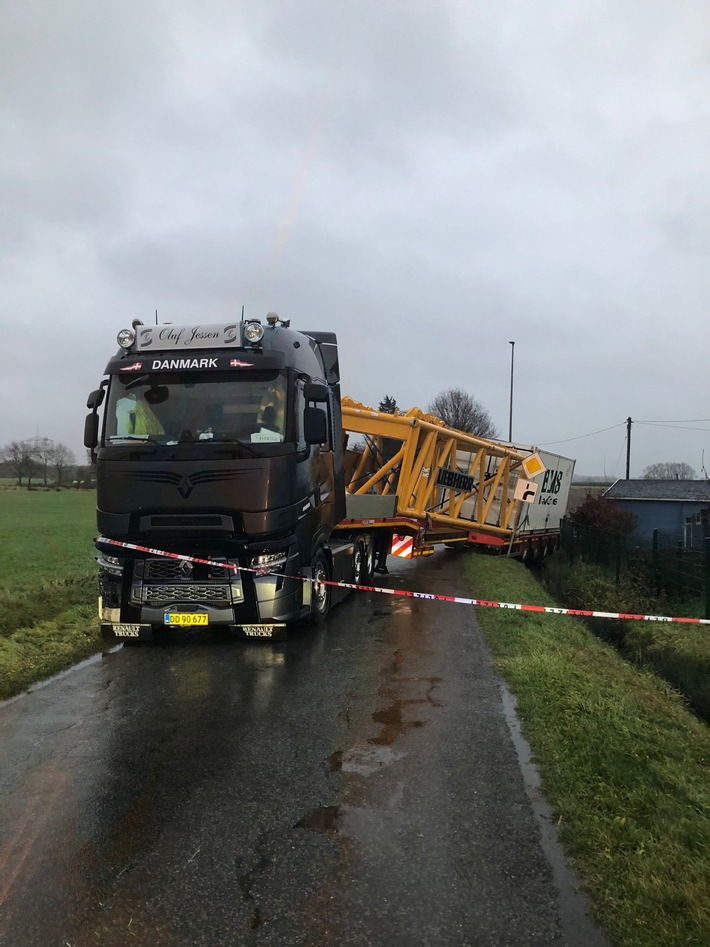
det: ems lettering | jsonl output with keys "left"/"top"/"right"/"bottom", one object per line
{"left": 541, "top": 469, "right": 563, "bottom": 494}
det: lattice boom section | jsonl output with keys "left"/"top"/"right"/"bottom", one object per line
{"left": 341, "top": 398, "right": 529, "bottom": 538}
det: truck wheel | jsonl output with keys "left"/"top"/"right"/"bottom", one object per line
{"left": 310, "top": 550, "right": 331, "bottom": 623}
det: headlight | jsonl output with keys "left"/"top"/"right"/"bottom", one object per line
{"left": 117, "top": 328, "right": 135, "bottom": 348}
{"left": 243, "top": 321, "right": 264, "bottom": 344}
{"left": 249, "top": 552, "right": 287, "bottom": 574}
{"left": 97, "top": 555, "right": 123, "bottom": 575}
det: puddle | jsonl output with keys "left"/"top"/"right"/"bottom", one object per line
{"left": 329, "top": 743, "right": 405, "bottom": 776}
{"left": 296, "top": 805, "right": 343, "bottom": 834}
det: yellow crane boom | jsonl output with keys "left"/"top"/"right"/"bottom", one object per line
{"left": 340, "top": 397, "right": 531, "bottom": 549}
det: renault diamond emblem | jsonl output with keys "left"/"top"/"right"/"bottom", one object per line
{"left": 178, "top": 476, "right": 194, "bottom": 498}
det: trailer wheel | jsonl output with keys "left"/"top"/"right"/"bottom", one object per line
{"left": 362, "top": 539, "right": 375, "bottom": 583}
{"left": 309, "top": 550, "right": 331, "bottom": 623}
{"left": 352, "top": 541, "right": 366, "bottom": 586}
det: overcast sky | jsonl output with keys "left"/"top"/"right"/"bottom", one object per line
{"left": 2, "top": 0, "right": 709, "bottom": 478}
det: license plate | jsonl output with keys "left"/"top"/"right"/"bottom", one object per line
{"left": 115, "top": 623, "right": 142, "bottom": 637}
{"left": 164, "top": 613, "right": 209, "bottom": 626}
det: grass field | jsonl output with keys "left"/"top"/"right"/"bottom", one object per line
{"left": 0, "top": 489, "right": 100, "bottom": 697}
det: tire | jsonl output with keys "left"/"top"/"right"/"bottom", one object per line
{"left": 352, "top": 541, "right": 366, "bottom": 586}
{"left": 362, "top": 539, "right": 375, "bottom": 583}
{"left": 309, "top": 550, "right": 331, "bottom": 623}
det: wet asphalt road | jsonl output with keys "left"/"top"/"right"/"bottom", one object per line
{"left": 0, "top": 550, "right": 610, "bottom": 947}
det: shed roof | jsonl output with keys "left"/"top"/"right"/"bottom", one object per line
{"left": 604, "top": 479, "right": 710, "bottom": 502}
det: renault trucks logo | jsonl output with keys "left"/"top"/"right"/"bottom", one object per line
{"left": 177, "top": 476, "right": 194, "bottom": 498}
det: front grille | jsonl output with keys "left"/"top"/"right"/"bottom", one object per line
{"left": 143, "top": 557, "right": 234, "bottom": 581}
{"left": 143, "top": 584, "right": 232, "bottom": 605}
{"left": 145, "top": 560, "right": 189, "bottom": 580}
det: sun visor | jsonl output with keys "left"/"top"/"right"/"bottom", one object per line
{"left": 104, "top": 351, "right": 285, "bottom": 374}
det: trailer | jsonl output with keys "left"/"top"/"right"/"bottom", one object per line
{"left": 85, "top": 316, "right": 574, "bottom": 642}
{"left": 339, "top": 400, "right": 575, "bottom": 564}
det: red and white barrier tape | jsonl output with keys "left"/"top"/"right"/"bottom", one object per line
{"left": 98, "top": 537, "right": 710, "bottom": 626}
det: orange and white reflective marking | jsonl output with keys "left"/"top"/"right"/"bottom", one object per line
{"left": 98, "top": 538, "right": 710, "bottom": 626}
{"left": 390, "top": 534, "right": 414, "bottom": 559}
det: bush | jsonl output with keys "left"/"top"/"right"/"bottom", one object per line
{"left": 568, "top": 493, "right": 636, "bottom": 536}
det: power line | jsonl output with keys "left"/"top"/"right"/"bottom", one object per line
{"left": 636, "top": 417, "right": 710, "bottom": 424}
{"left": 538, "top": 422, "right": 626, "bottom": 447}
{"left": 635, "top": 421, "right": 710, "bottom": 433}
{"left": 538, "top": 416, "right": 710, "bottom": 450}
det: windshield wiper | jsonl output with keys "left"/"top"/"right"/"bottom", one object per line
{"left": 212, "top": 437, "right": 261, "bottom": 457}
{"left": 108, "top": 435, "right": 162, "bottom": 446}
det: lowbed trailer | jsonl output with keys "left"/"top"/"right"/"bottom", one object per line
{"left": 339, "top": 399, "right": 575, "bottom": 564}
{"left": 84, "top": 315, "right": 574, "bottom": 642}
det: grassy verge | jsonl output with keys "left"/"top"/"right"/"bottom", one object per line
{"left": 0, "top": 490, "right": 101, "bottom": 700}
{"left": 464, "top": 551, "right": 710, "bottom": 947}
{"left": 543, "top": 555, "right": 710, "bottom": 722}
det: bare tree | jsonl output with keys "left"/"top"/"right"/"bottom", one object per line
{"left": 427, "top": 387, "right": 498, "bottom": 438}
{"left": 48, "top": 442, "right": 76, "bottom": 486}
{"left": 2, "top": 440, "right": 39, "bottom": 487}
{"left": 642, "top": 462, "right": 696, "bottom": 480}
{"left": 32, "top": 436, "right": 55, "bottom": 485}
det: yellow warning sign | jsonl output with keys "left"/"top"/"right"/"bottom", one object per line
{"left": 522, "top": 452, "right": 546, "bottom": 479}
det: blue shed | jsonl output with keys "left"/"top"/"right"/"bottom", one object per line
{"left": 603, "top": 480, "right": 710, "bottom": 549}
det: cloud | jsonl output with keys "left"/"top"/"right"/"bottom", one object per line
{"left": 1, "top": 0, "right": 709, "bottom": 478}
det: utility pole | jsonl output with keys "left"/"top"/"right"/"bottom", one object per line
{"left": 508, "top": 341, "right": 515, "bottom": 442}
{"left": 625, "top": 417, "right": 632, "bottom": 479}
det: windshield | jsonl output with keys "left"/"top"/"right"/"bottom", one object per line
{"left": 104, "top": 370, "right": 287, "bottom": 446}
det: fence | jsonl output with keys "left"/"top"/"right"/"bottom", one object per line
{"left": 559, "top": 519, "right": 710, "bottom": 619}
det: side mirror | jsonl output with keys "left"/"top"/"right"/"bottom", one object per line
{"left": 304, "top": 383, "right": 328, "bottom": 403}
{"left": 84, "top": 413, "right": 99, "bottom": 449}
{"left": 86, "top": 389, "right": 105, "bottom": 410}
{"left": 304, "top": 406, "right": 327, "bottom": 445}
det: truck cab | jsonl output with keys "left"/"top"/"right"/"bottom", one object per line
{"left": 85, "top": 315, "right": 349, "bottom": 641}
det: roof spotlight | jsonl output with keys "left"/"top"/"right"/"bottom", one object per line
{"left": 117, "top": 328, "right": 135, "bottom": 348}
{"left": 244, "top": 321, "right": 264, "bottom": 344}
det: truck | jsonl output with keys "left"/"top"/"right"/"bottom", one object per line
{"left": 85, "top": 315, "right": 575, "bottom": 642}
